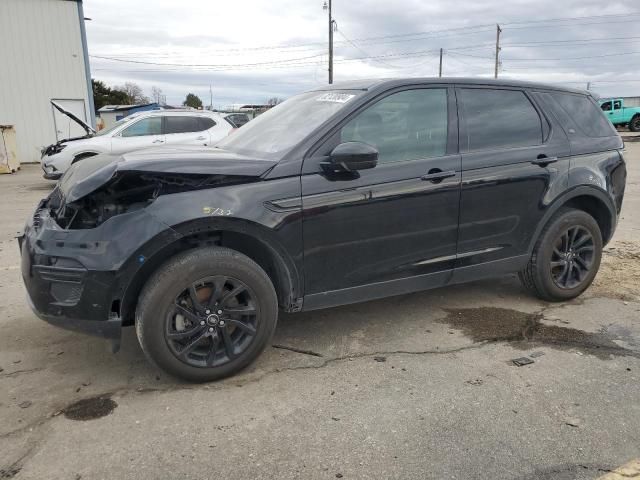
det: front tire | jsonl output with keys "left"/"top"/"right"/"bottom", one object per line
{"left": 519, "top": 208, "right": 603, "bottom": 302}
{"left": 629, "top": 115, "right": 640, "bottom": 132}
{"left": 135, "top": 247, "right": 278, "bottom": 382}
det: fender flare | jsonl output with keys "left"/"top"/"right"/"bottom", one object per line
{"left": 527, "top": 185, "right": 617, "bottom": 254}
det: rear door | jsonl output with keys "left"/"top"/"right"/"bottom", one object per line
{"left": 110, "top": 115, "right": 164, "bottom": 154}
{"left": 301, "top": 86, "right": 461, "bottom": 302}
{"left": 453, "top": 86, "right": 570, "bottom": 279}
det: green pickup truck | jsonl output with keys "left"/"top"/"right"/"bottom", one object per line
{"left": 599, "top": 98, "right": 640, "bottom": 132}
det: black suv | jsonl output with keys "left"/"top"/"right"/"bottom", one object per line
{"left": 20, "top": 78, "right": 626, "bottom": 381}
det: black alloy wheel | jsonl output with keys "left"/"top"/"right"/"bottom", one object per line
{"left": 166, "top": 276, "right": 258, "bottom": 368}
{"left": 549, "top": 226, "right": 595, "bottom": 289}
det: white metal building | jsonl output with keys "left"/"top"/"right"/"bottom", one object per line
{"left": 0, "top": 0, "right": 94, "bottom": 164}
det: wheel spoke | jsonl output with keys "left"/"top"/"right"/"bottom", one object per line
{"left": 207, "top": 276, "right": 228, "bottom": 308}
{"left": 206, "top": 334, "right": 220, "bottom": 366}
{"left": 227, "top": 318, "right": 256, "bottom": 335}
{"left": 575, "top": 245, "right": 594, "bottom": 254}
{"left": 553, "top": 247, "right": 563, "bottom": 259}
{"left": 568, "top": 227, "right": 578, "bottom": 249}
{"left": 174, "top": 304, "right": 200, "bottom": 323}
{"left": 220, "top": 285, "right": 246, "bottom": 306}
{"left": 550, "top": 260, "right": 566, "bottom": 268}
{"left": 188, "top": 285, "right": 204, "bottom": 313}
{"left": 570, "top": 263, "right": 581, "bottom": 282}
{"left": 574, "top": 256, "right": 589, "bottom": 271}
{"left": 559, "top": 262, "right": 570, "bottom": 287}
{"left": 220, "top": 327, "right": 236, "bottom": 359}
{"left": 572, "top": 233, "right": 591, "bottom": 250}
{"left": 224, "top": 305, "right": 256, "bottom": 316}
{"left": 179, "top": 329, "right": 208, "bottom": 357}
{"left": 167, "top": 324, "right": 205, "bottom": 340}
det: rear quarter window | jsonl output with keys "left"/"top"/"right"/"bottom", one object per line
{"left": 548, "top": 92, "right": 616, "bottom": 138}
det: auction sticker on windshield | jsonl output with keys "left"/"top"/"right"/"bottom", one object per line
{"left": 316, "top": 93, "right": 356, "bottom": 103}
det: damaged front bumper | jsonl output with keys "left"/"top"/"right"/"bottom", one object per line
{"left": 19, "top": 195, "right": 174, "bottom": 348}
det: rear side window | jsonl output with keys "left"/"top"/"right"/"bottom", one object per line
{"left": 459, "top": 88, "right": 543, "bottom": 151}
{"left": 164, "top": 116, "right": 205, "bottom": 134}
{"left": 549, "top": 92, "right": 615, "bottom": 138}
{"left": 199, "top": 117, "right": 216, "bottom": 130}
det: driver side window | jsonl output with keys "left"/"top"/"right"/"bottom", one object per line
{"left": 340, "top": 89, "right": 448, "bottom": 164}
{"left": 121, "top": 117, "right": 162, "bottom": 137}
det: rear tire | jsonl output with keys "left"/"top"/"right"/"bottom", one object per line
{"left": 629, "top": 115, "right": 640, "bottom": 132}
{"left": 135, "top": 247, "right": 278, "bottom": 382}
{"left": 519, "top": 208, "right": 602, "bottom": 302}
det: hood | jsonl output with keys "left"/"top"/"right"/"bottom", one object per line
{"left": 59, "top": 146, "right": 277, "bottom": 203}
{"left": 51, "top": 100, "right": 96, "bottom": 136}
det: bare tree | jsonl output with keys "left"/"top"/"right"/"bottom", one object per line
{"left": 118, "top": 82, "right": 150, "bottom": 104}
{"left": 151, "top": 86, "right": 164, "bottom": 104}
{"left": 266, "top": 97, "right": 284, "bottom": 106}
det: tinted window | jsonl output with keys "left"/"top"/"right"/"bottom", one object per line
{"left": 340, "top": 89, "right": 448, "bottom": 164}
{"left": 121, "top": 117, "right": 162, "bottom": 137}
{"left": 460, "top": 89, "right": 542, "bottom": 151}
{"left": 165, "top": 116, "right": 205, "bottom": 134}
{"left": 227, "top": 114, "right": 249, "bottom": 127}
{"left": 600, "top": 101, "right": 612, "bottom": 111}
{"left": 199, "top": 117, "right": 216, "bottom": 130}
{"left": 614, "top": 100, "right": 622, "bottom": 110}
{"left": 550, "top": 92, "right": 615, "bottom": 138}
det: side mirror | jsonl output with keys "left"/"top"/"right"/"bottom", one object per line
{"left": 327, "top": 142, "right": 378, "bottom": 172}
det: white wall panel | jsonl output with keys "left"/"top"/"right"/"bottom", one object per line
{"left": 0, "top": 0, "right": 91, "bottom": 163}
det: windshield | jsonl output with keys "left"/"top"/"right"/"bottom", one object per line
{"left": 216, "top": 90, "right": 362, "bottom": 157}
{"left": 94, "top": 115, "right": 136, "bottom": 136}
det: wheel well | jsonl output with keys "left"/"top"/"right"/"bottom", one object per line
{"left": 118, "top": 230, "right": 297, "bottom": 326}
{"left": 563, "top": 195, "right": 613, "bottom": 243}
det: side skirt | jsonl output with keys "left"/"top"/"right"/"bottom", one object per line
{"left": 301, "top": 254, "right": 530, "bottom": 311}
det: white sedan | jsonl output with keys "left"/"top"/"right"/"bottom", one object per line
{"left": 41, "top": 102, "right": 235, "bottom": 180}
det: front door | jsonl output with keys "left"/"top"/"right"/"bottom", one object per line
{"left": 301, "top": 87, "right": 461, "bottom": 307}
{"left": 453, "top": 86, "right": 571, "bottom": 280}
{"left": 610, "top": 99, "right": 625, "bottom": 125}
{"left": 111, "top": 115, "right": 164, "bottom": 154}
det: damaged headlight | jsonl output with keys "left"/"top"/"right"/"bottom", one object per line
{"left": 41, "top": 143, "right": 66, "bottom": 157}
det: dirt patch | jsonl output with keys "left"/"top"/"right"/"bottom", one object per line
{"left": 440, "top": 307, "right": 636, "bottom": 359}
{"left": 592, "top": 241, "right": 640, "bottom": 301}
{"left": 63, "top": 395, "right": 117, "bottom": 421}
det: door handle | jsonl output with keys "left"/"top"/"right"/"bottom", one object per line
{"left": 196, "top": 136, "right": 206, "bottom": 140}
{"left": 421, "top": 169, "right": 456, "bottom": 183}
{"left": 531, "top": 155, "right": 558, "bottom": 166}
{"left": 152, "top": 139, "right": 164, "bottom": 144}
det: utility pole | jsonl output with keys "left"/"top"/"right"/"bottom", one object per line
{"left": 439, "top": 48, "right": 443, "bottom": 77}
{"left": 494, "top": 24, "right": 502, "bottom": 79}
{"left": 209, "top": 84, "right": 213, "bottom": 111}
{"left": 586, "top": 82, "right": 591, "bottom": 91}
{"left": 323, "top": 1, "right": 334, "bottom": 84}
